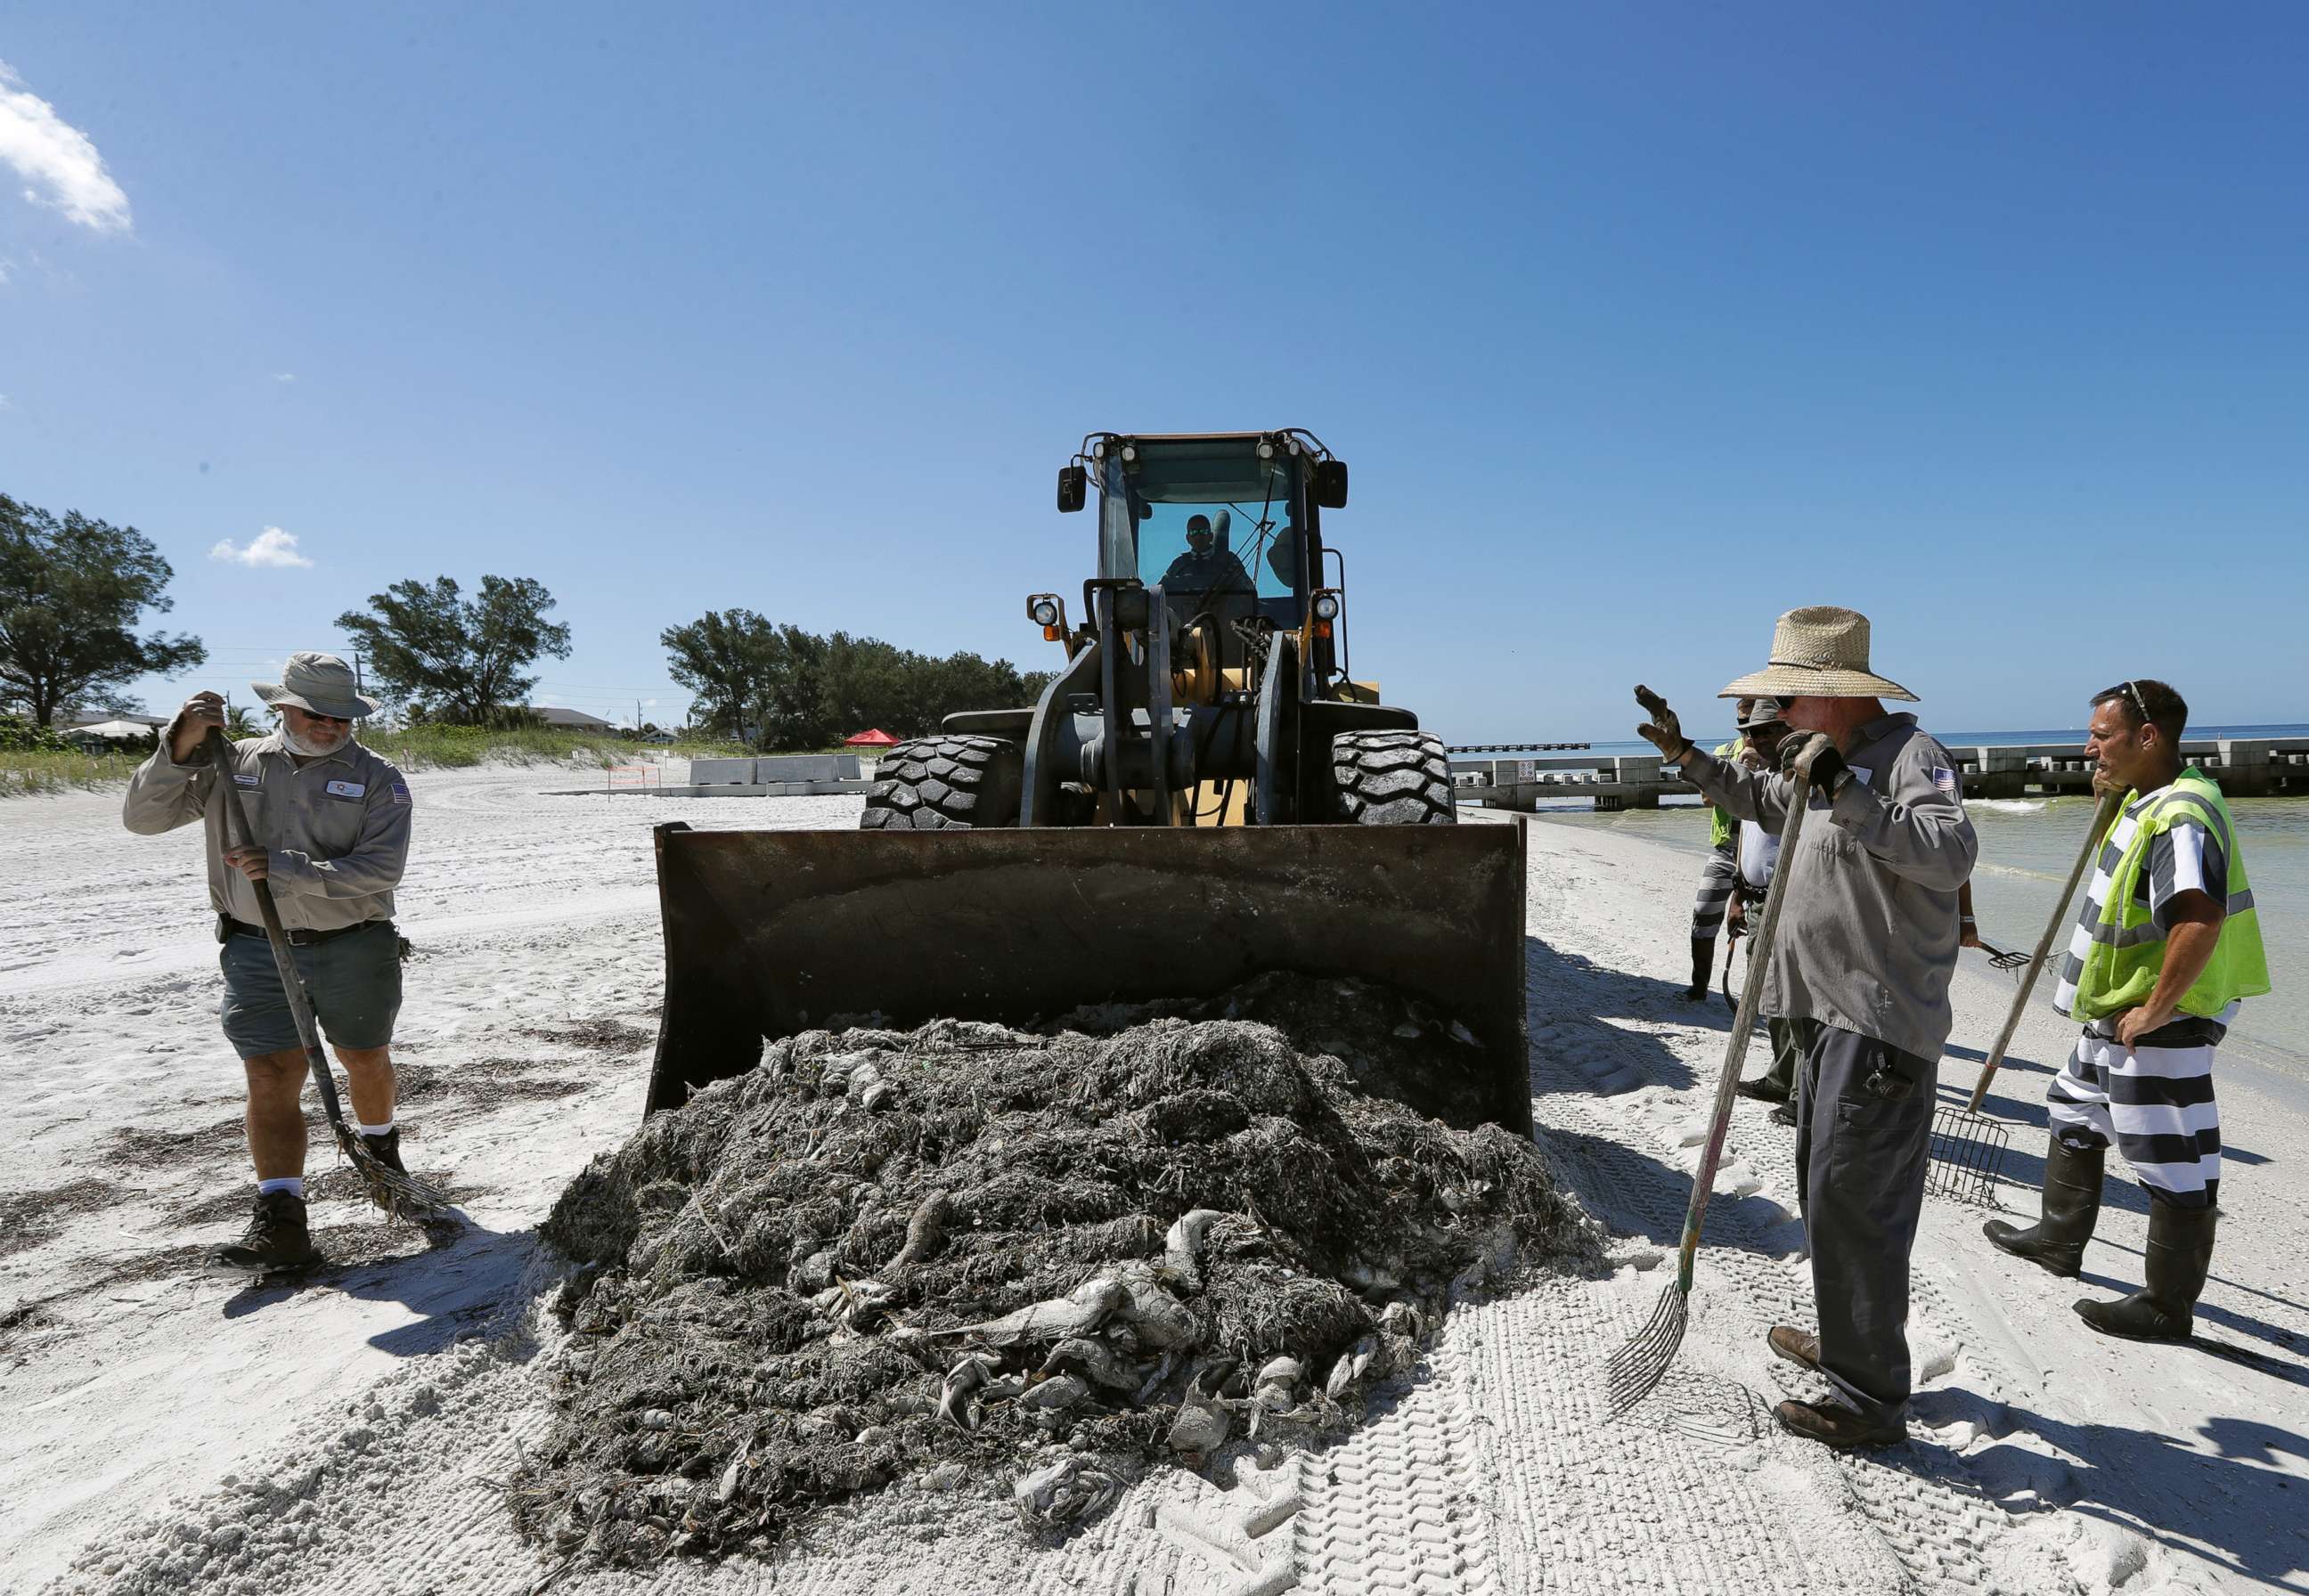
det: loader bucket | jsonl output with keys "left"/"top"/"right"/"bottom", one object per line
{"left": 644, "top": 821, "right": 1532, "bottom": 1136}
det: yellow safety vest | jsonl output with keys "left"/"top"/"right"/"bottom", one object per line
{"left": 2068, "top": 771, "right": 2272, "bottom": 1022}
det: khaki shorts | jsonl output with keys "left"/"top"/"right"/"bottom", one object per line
{"left": 218, "top": 920, "right": 403, "bottom": 1058}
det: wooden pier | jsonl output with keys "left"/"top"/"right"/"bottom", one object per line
{"left": 1451, "top": 737, "right": 2309, "bottom": 812}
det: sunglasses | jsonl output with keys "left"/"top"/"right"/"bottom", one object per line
{"left": 2098, "top": 680, "right": 2151, "bottom": 728}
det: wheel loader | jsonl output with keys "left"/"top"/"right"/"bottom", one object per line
{"left": 645, "top": 430, "right": 1530, "bottom": 1132}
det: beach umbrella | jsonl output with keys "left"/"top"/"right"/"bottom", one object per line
{"left": 844, "top": 729, "right": 900, "bottom": 747}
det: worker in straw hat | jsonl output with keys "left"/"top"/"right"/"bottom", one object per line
{"left": 1635, "top": 605, "right": 1977, "bottom": 1448}
{"left": 123, "top": 652, "right": 416, "bottom": 1274}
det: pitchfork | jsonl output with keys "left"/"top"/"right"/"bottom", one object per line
{"left": 1608, "top": 751, "right": 1815, "bottom": 1416}
{"left": 1927, "top": 789, "right": 2125, "bottom": 1207}
{"left": 205, "top": 728, "right": 453, "bottom": 1221}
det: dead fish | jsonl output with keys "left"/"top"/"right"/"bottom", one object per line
{"left": 1018, "top": 1373, "right": 1089, "bottom": 1413}
{"left": 811, "top": 1277, "right": 898, "bottom": 1331}
{"left": 890, "top": 1190, "right": 952, "bottom": 1270}
{"left": 1045, "top": 1337, "right": 1138, "bottom": 1393}
{"left": 1166, "top": 1380, "right": 1231, "bottom": 1455}
{"left": 1253, "top": 1356, "right": 1302, "bottom": 1413}
{"left": 937, "top": 1353, "right": 1000, "bottom": 1429}
{"left": 1013, "top": 1454, "right": 1112, "bottom": 1527}
{"left": 1108, "top": 1263, "right": 1197, "bottom": 1350}
{"left": 1380, "top": 1299, "right": 1425, "bottom": 1340}
{"left": 934, "top": 1276, "right": 1126, "bottom": 1347}
{"left": 1326, "top": 1335, "right": 1379, "bottom": 1400}
{"left": 1163, "top": 1209, "right": 1229, "bottom": 1291}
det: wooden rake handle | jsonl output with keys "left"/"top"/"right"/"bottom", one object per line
{"left": 1675, "top": 752, "right": 1815, "bottom": 1291}
{"left": 1964, "top": 788, "right": 2125, "bottom": 1114}
{"left": 204, "top": 727, "right": 354, "bottom": 1134}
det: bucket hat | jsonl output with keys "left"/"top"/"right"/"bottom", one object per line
{"left": 1736, "top": 697, "right": 1787, "bottom": 730}
{"left": 252, "top": 652, "right": 379, "bottom": 720}
{"left": 1717, "top": 606, "right": 1916, "bottom": 702}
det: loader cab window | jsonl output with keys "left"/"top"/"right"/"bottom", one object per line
{"left": 1097, "top": 441, "right": 1307, "bottom": 618}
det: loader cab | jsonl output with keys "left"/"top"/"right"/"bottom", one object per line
{"left": 1078, "top": 433, "right": 1326, "bottom": 626}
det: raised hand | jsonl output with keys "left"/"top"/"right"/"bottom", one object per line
{"left": 1633, "top": 685, "right": 1691, "bottom": 762}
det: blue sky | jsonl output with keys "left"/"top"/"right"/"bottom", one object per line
{"left": 3, "top": 2, "right": 2305, "bottom": 745}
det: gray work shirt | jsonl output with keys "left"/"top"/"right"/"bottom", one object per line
{"left": 121, "top": 721, "right": 413, "bottom": 932}
{"left": 1681, "top": 713, "right": 1977, "bottom": 1061}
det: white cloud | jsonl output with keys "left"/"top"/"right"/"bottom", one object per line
{"left": 208, "top": 526, "right": 314, "bottom": 568}
{"left": 0, "top": 61, "right": 132, "bottom": 233}
{"left": 273, "top": 372, "right": 296, "bottom": 383}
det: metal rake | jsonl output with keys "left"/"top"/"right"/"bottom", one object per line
{"left": 1930, "top": 790, "right": 2123, "bottom": 1209}
{"left": 1608, "top": 760, "right": 1814, "bottom": 1417}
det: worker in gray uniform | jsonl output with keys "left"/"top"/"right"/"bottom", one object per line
{"left": 1636, "top": 605, "right": 1977, "bottom": 1448}
{"left": 123, "top": 652, "right": 415, "bottom": 1273}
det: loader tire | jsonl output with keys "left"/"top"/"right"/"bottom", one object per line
{"left": 861, "top": 735, "right": 1024, "bottom": 830}
{"left": 1329, "top": 730, "right": 1456, "bottom": 826}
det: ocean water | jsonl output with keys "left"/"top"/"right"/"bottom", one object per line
{"left": 1526, "top": 786, "right": 2305, "bottom": 1080}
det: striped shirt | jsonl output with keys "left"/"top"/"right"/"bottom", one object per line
{"left": 2052, "top": 785, "right": 2240, "bottom": 1039}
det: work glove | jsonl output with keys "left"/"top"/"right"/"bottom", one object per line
{"left": 1632, "top": 686, "right": 1692, "bottom": 763}
{"left": 1781, "top": 730, "right": 1851, "bottom": 797}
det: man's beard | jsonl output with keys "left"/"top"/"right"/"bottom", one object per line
{"left": 280, "top": 721, "right": 347, "bottom": 757}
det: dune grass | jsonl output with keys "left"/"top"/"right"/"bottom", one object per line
{"left": 0, "top": 727, "right": 755, "bottom": 795}
{"left": 0, "top": 748, "right": 150, "bottom": 796}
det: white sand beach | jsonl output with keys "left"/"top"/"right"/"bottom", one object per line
{"left": 3, "top": 767, "right": 2304, "bottom": 1595}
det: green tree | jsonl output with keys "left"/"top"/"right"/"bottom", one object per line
{"left": 0, "top": 495, "right": 207, "bottom": 726}
{"left": 335, "top": 574, "right": 572, "bottom": 726}
{"left": 660, "top": 608, "right": 786, "bottom": 745}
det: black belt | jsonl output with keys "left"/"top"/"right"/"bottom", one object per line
{"left": 222, "top": 916, "right": 386, "bottom": 948}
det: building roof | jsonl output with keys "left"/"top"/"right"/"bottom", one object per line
{"left": 533, "top": 705, "right": 617, "bottom": 729}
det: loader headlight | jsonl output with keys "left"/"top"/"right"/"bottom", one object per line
{"left": 1312, "top": 591, "right": 1341, "bottom": 621}
{"left": 1030, "top": 597, "right": 1060, "bottom": 628}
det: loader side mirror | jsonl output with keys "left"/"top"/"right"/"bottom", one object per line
{"left": 1057, "top": 465, "right": 1088, "bottom": 513}
{"left": 1312, "top": 459, "right": 1349, "bottom": 509}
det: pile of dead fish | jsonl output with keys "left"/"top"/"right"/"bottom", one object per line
{"left": 515, "top": 974, "right": 1599, "bottom": 1566}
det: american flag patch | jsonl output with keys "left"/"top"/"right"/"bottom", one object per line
{"left": 390, "top": 781, "right": 412, "bottom": 804}
{"left": 1932, "top": 767, "right": 1959, "bottom": 795}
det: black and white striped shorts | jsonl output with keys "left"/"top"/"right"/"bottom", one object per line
{"left": 2046, "top": 1023, "right": 2221, "bottom": 1202}
{"left": 1691, "top": 844, "right": 1739, "bottom": 940}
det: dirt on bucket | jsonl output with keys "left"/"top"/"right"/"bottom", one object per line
{"left": 516, "top": 973, "right": 1599, "bottom": 1568}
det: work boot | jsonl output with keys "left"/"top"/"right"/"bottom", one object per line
{"left": 1735, "top": 1077, "right": 1791, "bottom": 1104}
{"left": 1766, "top": 1325, "right": 1820, "bottom": 1372}
{"left": 355, "top": 1127, "right": 409, "bottom": 1213}
{"left": 2076, "top": 1200, "right": 2217, "bottom": 1342}
{"left": 359, "top": 1127, "right": 406, "bottom": 1175}
{"left": 208, "top": 1190, "right": 322, "bottom": 1274}
{"left": 1774, "top": 1398, "right": 1905, "bottom": 1449}
{"left": 1983, "top": 1136, "right": 2104, "bottom": 1277}
{"left": 1770, "top": 1100, "right": 1797, "bottom": 1128}
{"left": 1678, "top": 938, "right": 1713, "bottom": 1002}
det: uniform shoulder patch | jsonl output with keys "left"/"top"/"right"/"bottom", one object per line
{"left": 1932, "top": 766, "right": 1959, "bottom": 795}
{"left": 390, "top": 780, "right": 412, "bottom": 804}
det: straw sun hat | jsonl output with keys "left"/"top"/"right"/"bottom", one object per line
{"left": 252, "top": 651, "right": 380, "bottom": 721}
{"left": 1717, "top": 606, "right": 1916, "bottom": 703}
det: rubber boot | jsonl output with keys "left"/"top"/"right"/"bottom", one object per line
{"left": 2076, "top": 1200, "right": 2216, "bottom": 1342}
{"left": 1984, "top": 1136, "right": 2103, "bottom": 1277}
{"left": 1678, "top": 937, "right": 1712, "bottom": 1002}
